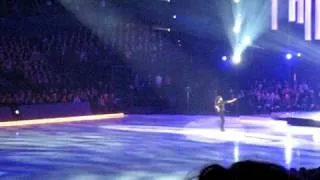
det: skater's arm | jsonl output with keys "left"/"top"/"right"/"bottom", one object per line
{"left": 226, "top": 98, "right": 237, "bottom": 104}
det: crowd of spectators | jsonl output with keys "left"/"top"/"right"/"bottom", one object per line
{"left": 2, "top": 25, "right": 320, "bottom": 115}
{"left": 247, "top": 80, "right": 320, "bottom": 113}
{"left": 0, "top": 35, "right": 70, "bottom": 86}
{"left": 0, "top": 13, "right": 168, "bottom": 113}
{"left": 0, "top": 33, "right": 123, "bottom": 111}
{"left": 2, "top": 0, "right": 72, "bottom": 17}
{"left": 0, "top": 86, "right": 120, "bottom": 112}
{"left": 40, "top": 23, "right": 162, "bottom": 63}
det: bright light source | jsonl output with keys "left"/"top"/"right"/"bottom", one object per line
{"left": 313, "top": 134, "right": 320, "bottom": 142}
{"left": 233, "top": 24, "right": 241, "bottom": 34}
{"left": 232, "top": 53, "right": 242, "bottom": 64}
{"left": 173, "top": 15, "right": 177, "bottom": 19}
{"left": 233, "top": 17, "right": 242, "bottom": 34}
{"left": 286, "top": 53, "right": 293, "bottom": 60}
{"left": 222, "top": 56, "right": 228, "bottom": 61}
{"left": 234, "top": 0, "right": 240, "bottom": 3}
{"left": 297, "top": 52, "right": 302, "bottom": 57}
{"left": 167, "top": 28, "right": 171, "bottom": 32}
{"left": 243, "top": 36, "right": 252, "bottom": 46}
{"left": 14, "top": 110, "right": 20, "bottom": 115}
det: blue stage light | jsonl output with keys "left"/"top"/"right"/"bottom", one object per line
{"left": 297, "top": 52, "right": 302, "bottom": 57}
{"left": 286, "top": 53, "right": 293, "bottom": 60}
{"left": 222, "top": 56, "right": 227, "bottom": 61}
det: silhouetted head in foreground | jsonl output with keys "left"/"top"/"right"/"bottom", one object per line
{"left": 230, "top": 160, "right": 289, "bottom": 180}
{"left": 198, "top": 164, "right": 229, "bottom": 180}
{"left": 198, "top": 161, "right": 289, "bottom": 180}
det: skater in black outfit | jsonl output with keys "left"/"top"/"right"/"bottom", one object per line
{"left": 215, "top": 95, "right": 237, "bottom": 132}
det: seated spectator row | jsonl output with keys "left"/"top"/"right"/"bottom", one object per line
{"left": 248, "top": 80, "right": 320, "bottom": 113}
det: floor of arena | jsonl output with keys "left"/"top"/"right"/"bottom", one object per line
{"left": 0, "top": 114, "right": 320, "bottom": 179}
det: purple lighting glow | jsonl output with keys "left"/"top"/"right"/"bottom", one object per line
{"left": 288, "top": 0, "right": 304, "bottom": 23}
{"left": 288, "top": 0, "right": 296, "bottom": 22}
{"left": 305, "top": 0, "right": 312, "bottom": 40}
{"left": 272, "top": 0, "right": 320, "bottom": 41}
{"left": 316, "top": 0, "right": 320, "bottom": 39}
{"left": 272, "top": 0, "right": 278, "bottom": 30}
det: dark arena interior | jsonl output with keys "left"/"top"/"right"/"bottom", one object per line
{"left": 1, "top": 0, "right": 320, "bottom": 179}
